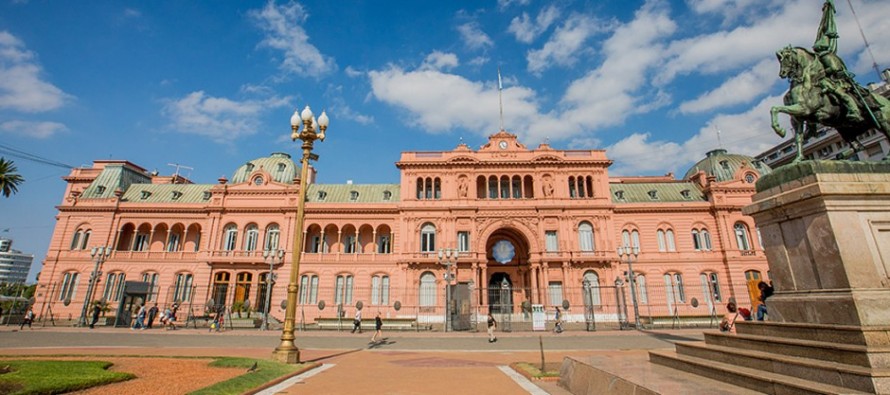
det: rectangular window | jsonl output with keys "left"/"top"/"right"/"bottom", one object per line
{"left": 300, "top": 275, "right": 309, "bottom": 304}
{"left": 135, "top": 233, "right": 149, "bottom": 251}
{"left": 310, "top": 236, "right": 321, "bottom": 253}
{"left": 548, "top": 281, "right": 563, "bottom": 306}
{"left": 344, "top": 235, "right": 356, "bottom": 254}
{"left": 167, "top": 233, "right": 181, "bottom": 252}
{"left": 545, "top": 231, "right": 558, "bottom": 252}
{"left": 666, "top": 230, "right": 676, "bottom": 252}
{"left": 371, "top": 276, "right": 380, "bottom": 305}
{"left": 458, "top": 231, "right": 470, "bottom": 252}
{"left": 657, "top": 230, "right": 666, "bottom": 252}
{"left": 421, "top": 232, "right": 435, "bottom": 252}
{"left": 173, "top": 273, "right": 193, "bottom": 302}
{"left": 381, "top": 276, "right": 390, "bottom": 305}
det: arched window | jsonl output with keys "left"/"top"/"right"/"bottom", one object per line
{"left": 657, "top": 230, "right": 666, "bottom": 252}
{"left": 500, "top": 176, "right": 510, "bottom": 199}
{"left": 299, "top": 274, "right": 319, "bottom": 304}
{"left": 734, "top": 223, "right": 752, "bottom": 251}
{"left": 80, "top": 230, "right": 91, "bottom": 250}
{"left": 103, "top": 272, "right": 126, "bottom": 302}
{"left": 425, "top": 178, "right": 433, "bottom": 199}
{"left": 371, "top": 274, "right": 390, "bottom": 305}
{"left": 264, "top": 224, "right": 280, "bottom": 251}
{"left": 582, "top": 271, "right": 601, "bottom": 305}
{"left": 416, "top": 178, "right": 423, "bottom": 199}
{"left": 142, "top": 272, "right": 159, "bottom": 302}
{"left": 665, "top": 229, "right": 676, "bottom": 251}
{"left": 335, "top": 274, "right": 354, "bottom": 305}
{"left": 59, "top": 272, "right": 80, "bottom": 302}
{"left": 173, "top": 272, "right": 193, "bottom": 303}
{"left": 578, "top": 222, "right": 594, "bottom": 252}
{"left": 568, "top": 176, "right": 577, "bottom": 198}
{"left": 420, "top": 223, "right": 436, "bottom": 252}
{"left": 511, "top": 176, "right": 521, "bottom": 199}
{"left": 488, "top": 176, "right": 497, "bottom": 199}
{"left": 243, "top": 224, "right": 259, "bottom": 251}
{"left": 700, "top": 272, "right": 722, "bottom": 305}
{"left": 622, "top": 230, "right": 631, "bottom": 247}
{"left": 664, "top": 272, "right": 685, "bottom": 313}
{"left": 223, "top": 224, "right": 238, "bottom": 251}
{"left": 433, "top": 178, "right": 441, "bottom": 199}
{"left": 419, "top": 271, "right": 437, "bottom": 306}
{"left": 691, "top": 229, "right": 701, "bottom": 250}
{"left": 167, "top": 230, "right": 181, "bottom": 252}
{"left": 634, "top": 273, "right": 648, "bottom": 305}
{"left": 70, "top": 230, "right": 82, "bottom": 250}
{"left": 631, "top": 230, "right": 641, "bottom": 250}
{"left": 701, "top": 230, "right": 712, "bottom": 250}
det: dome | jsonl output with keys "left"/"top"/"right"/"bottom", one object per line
{"left": 683, "top": 149, "right": 772, "bottom": 182}
{"left": 230, "top": 152, "right": 299, "bottom": 184}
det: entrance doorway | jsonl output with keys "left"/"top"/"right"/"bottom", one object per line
{"left": 488, "top": 273, "right": 513, "bottom": 314}
{"left": 449, "top": 283, "right": 472, "bottom": 331}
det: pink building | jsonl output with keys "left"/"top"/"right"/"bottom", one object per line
{"left": 35, "top": 131, "right": 771, "bottom": 329}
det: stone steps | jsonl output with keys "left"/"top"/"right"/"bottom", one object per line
{"left": 649, "top": 349, "right": 871, "bottom": 395}
{"left": 704, "top": 331, "right": 890, "bottom": 368}
{"left": 737, "top": 321, "right": 890, "bottom": 347}
{"left": 675, "top": 341, "right": 889, "bottom": 393}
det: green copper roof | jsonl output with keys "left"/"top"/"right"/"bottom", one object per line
{"left": 121, "top": 184, "right": 214, "bottom": 203}
{"left": 683, "top": 149, "right": 772, "bottom": 182}
{"left": 306, "top": 184, "right": 400, "bottom": 203}
{"left": 231, "top": 152, "right": 299, "bottom": 184}
{"left": 81, "top": 164, "right": 152, "bottom": 199}
{"left": 610, "top": 182, "right": 705, "bottom": 203}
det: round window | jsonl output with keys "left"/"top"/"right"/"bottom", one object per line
{"left": 254, "top": 177, "right": 264, "bottom": 185}
{"left": 744, "top": 174, "right": 755, "bottom": 183}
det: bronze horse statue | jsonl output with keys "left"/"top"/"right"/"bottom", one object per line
{"left": 769, "top": 46, "right": 890, "bottom": 162}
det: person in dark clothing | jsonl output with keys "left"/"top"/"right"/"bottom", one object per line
{"left": 371, "top": 312, "right": 383, "bottom": 343}
{"left": 90, "top": 304, "right": 101, "bottom": 329}
{"left": 756, "top": 281, "right": 774, "bottom": 321}
{"left": 487, "top": 313, "right": 497, "bottom": 343}
{"left": 147, "top": 304, "right": 159, "bottom": 328}
{"left": 20, "top": 308, "right": 34, "bottom": 330}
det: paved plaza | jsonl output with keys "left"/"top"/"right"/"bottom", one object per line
{"left": 0, "top": 325, "right": 716, "bottom": 394}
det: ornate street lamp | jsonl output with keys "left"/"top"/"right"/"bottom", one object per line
{"left": 616, "top": 245, "right": 642, "bottom": 330}
{"left": 273, "top": 106, "right": 328, "bottom": 364}
{"left": 262, "top": 249, "right": 285, "bottom": 331}
{"left": 79, "top": 246, "right": 111, "bottom": 327}
{"left": 437, "top": 248, "right": 456, "bottom": 332}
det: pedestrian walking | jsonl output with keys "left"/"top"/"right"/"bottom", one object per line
{"left": 370, "top": 312, "right": 383, "bottom": 343}
{"left": 487, "top": 313, "right": 497, "bottom": 343}
{"left": 19, "top": 308, "right": 34, "bottom": 330}
{"left": 89, "top": 303, "right": 101, "bottom": 329}
{"left": 352, "top": 308, "right": 362, "bottom": 334}
{"left": 147, "top": 303, "right": 159, "bottom": 328}
{"left": 554, "top": 307, "right": 564, "bottom": 333}
{"left": 756, "top": 281, "right": 774, "bottom": 321}
{"left": 132, "top": 303, "right": 146, "bottom": 330}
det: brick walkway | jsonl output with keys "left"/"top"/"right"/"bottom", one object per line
{"left": 0, "top": 326, "right": 708, "bottom": 394}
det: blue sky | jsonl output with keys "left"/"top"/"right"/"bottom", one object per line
{"left": 1, "top": 0, "right": 888, "bottom": 283}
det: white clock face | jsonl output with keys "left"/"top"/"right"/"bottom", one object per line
{"left": 498, "top": 141, "right": 508, "bottom": 150}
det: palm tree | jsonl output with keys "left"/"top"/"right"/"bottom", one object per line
{"left": 0, "top": 157, "right": 24, "bottom": 198}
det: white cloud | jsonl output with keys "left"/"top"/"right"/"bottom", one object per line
{"left": 368, "top": 66, "right": 571, "bottom": 140}
{"left": 608, "top": 95, "right": 787, "bottom": 175}
{"left": 679, "top": 58, "right": 777, "bottom": 114}
{"left": 526, "top": 14, "right": 604, "bottom": 74}
{"left": 457, "top": 22, "right": 494, "bottom": 51}
{"left": 344, "top": 66, "right": 363, "bottom": 78}
{"left": 249, "top": 1, "right": 336, "bottom": 78}
{"left": 508, "top": 5, "right": 561, "bottom": 44}
{"left": 0, "top": 120, "right": 67, "bottom": 139}
{"left": 560, "top": 1, "right": 676, "bottom": 132}
{"left": 497, "top": 0, "right": 530, "bottom": 11}
{"left": 162, "top": 91, "right": 290, "bottom": 142}
{"left": 421, "top": 51, "right": 459, "bottom": 71}
{"left": 0, "top": 31, "right": 71, "bottom": 113}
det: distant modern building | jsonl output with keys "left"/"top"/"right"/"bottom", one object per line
{"left": 757, "top": 69, "right": 890, "bottom": 168}
{"left": 35, "top": 131, "right": 772, "bottom": 328}
{"left": 0, "top": 238, "right": 34, "bottom": 284}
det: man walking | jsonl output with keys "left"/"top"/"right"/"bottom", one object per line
{"left": 20, "top": 308, "right": 34, "bottom": 330}
{"left": 352, "top": 308, "right": 362, "bottom": 334}
{"left": 90, "top": 303, "right": 101, "bottom": 329}
{"left": 132, "top": 303, "right": 146, "bottom": 330}
{"left": 487, "top": 313, "right": 497, "bottom": 343}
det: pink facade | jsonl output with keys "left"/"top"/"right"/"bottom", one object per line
{"left": 35, "top": 131, "right": 771, "bottom": 327}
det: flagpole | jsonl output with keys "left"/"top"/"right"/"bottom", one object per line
{"left": 498, "top": 68, "right": 505, "bottom": 132}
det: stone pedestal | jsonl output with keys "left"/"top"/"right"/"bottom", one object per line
{"left": 743, "top": 161, "right": 890, "bottom": 329}
{"left": 641, "top": 161, "right": 890, "bottom": 395}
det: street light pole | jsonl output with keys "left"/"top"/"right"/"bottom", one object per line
{"left": 262, "top": 249, "right": 284, "bottom": 331}
{"left": 437, "top": 248, "right": 455, "bottom": 332}
{"left": 79, "top": 246, "right": 110, "bottom": 327}
{"left": 273, "top": 105, "right": 329, "bottom": 364}
{"left": 617, "top": 245, "right": 641, "bottom": 330}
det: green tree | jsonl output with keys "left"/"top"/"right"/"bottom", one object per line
{"left": 0, "top": 157, "right": 25, "bottom": 197}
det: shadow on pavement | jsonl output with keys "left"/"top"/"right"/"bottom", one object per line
{"left": 305, "top": 348, "right": 365, "bottom": 363}
{"left": 640, "top": 330, "right": 702, "bottom": 343}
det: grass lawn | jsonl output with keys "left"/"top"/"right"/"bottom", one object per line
{"left": 510, "top": 362, "right": 561, "bottom": 381}
{"left": 0, "top": 360, "right": 134, "bottom": 395}
{"left": 188, "top": 357, "right": 316, "bottom": 395}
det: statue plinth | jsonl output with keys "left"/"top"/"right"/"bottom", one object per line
{"left": 743, "top": 161, "right": 890, "bottom": 328}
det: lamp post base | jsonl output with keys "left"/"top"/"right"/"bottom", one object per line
{"left": 272, "top": 346, "right": 301, "bottom": 364}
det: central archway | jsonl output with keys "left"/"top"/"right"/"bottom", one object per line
{"left": 485, "top": 227, "right": 531, "bottom": 313}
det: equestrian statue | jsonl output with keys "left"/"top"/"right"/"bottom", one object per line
{"left": 769, "top": 0, "right": 890, "bottom": 162}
